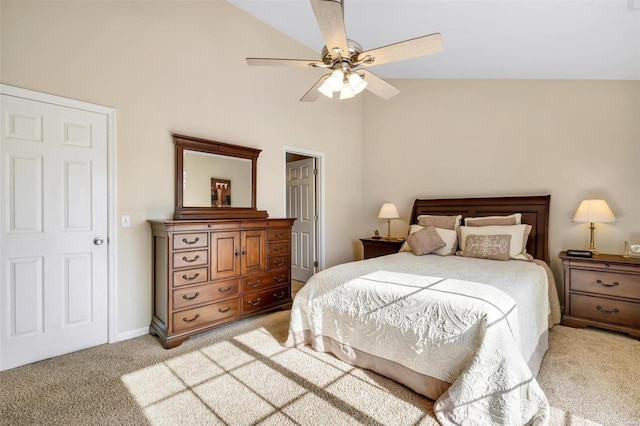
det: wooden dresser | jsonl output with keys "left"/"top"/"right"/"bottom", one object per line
{"left": 560, "top": 252, "right": 640, "bottom": 339}
{"left": 149, "top": 218, "right": 295, "bottom": 348}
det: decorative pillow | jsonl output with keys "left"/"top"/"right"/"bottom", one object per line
{"left": 459, "top": 224, "right": 533, "bottom": 260}
{"left": 417, "top": 214, "right": 462, "bottom": 231}
{"left": 406, "top": 226, "right": 446, "bottom": 256}
{"left": 401, "top": 224, "right": 458, "bottom": 256}
{"left": 461, "top": 234, "right": 512, "bottom": 261}
{"left": 465, "top": 213, "right": 522, "bottom": 227}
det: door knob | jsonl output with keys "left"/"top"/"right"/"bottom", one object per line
{"left": 94, "top": 237, "right": 104, "bottom": 246}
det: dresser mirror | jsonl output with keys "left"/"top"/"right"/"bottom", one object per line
{"left": 173, "top": 133, "right": 267, "bottom": 219}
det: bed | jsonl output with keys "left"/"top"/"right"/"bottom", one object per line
{"left": 286, "top": 195, "right": 562, "bottom": 425}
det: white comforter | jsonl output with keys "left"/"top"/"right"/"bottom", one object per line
{"left": 287, "top": 253, "right": 560, "bottom": 425}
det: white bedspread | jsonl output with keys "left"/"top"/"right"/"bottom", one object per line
{"left": 287, "top": 253, "right": 560, "bottom": 425}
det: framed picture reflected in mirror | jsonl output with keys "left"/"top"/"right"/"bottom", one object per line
{"left": 211, "top": 178, "right": 231, "bottom": 207}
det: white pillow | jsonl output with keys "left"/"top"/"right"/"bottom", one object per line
{"left": 459, "top": 224, "right": 533, "bottom": 261}
{"left": 401, "top": 224, "right": 458, "bottom": 256}
{"left": 464, "top": 213, "right": 522, "bottom": 227}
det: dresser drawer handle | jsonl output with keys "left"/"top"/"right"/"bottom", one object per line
{"left": 182, "top": 237, "right": 200, "bottom": 245}
{"left": 182, "top": 292, "right": 200, "bottom": 301}
{"left": 218, "top": 306, "right": 232, "bottom": 313}
{"left": 218, "top": 286, "right": 232, "bottom": 293}
{"left": 274, "top": 232, "right": 285, "bottom": 238}
{"left": 274, "top": 246, "right": 284, "bottom": 252}
{"left": 248, "top": 280, "right": 261, "bottom": 288}
{"left": 248, "top": 298, "right": 261, "bottom": 306}
{"left": 273, "top": 274, "right": 286, "bottom": 282}
{"left": 274, "top": 291, "right": 286, "bottom": 299}
{"left": 596, "top": 279, "right": 619, "bottom": 287}
{"left": 272, "top": 260, "right": 285, "bottom": 267}
{"left": 182, "top": 255, "right": 200, "bottom": 263}
{"left": 182, "top": 273, "right": 200, "bottom": 281}
{"left": 182, "top": 314, "right": 200, "bottom": 323}
{"left": 596, "top": 305, "right": 619, "bottom": 315}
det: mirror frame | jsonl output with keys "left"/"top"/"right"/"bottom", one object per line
{"left": 173, "top": 133, "right": 268, "bottom": 220}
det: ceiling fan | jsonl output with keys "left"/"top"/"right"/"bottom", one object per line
{"left": 246, "top": 0, "right": 443, "bottom": 102}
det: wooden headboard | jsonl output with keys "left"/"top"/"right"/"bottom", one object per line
{"left": 410, "top": 195, "right": 551, "bottom": 264}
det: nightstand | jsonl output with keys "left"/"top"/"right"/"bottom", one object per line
{"left": 559, "top": 252, "right": 640, "bottom": 339}
{"left": 360, "top": 238, "right": 405, "bottom": 259}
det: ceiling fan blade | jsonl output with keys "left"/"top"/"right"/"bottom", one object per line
{"left": 246, "top": 58, "right": 323, "bottom": 68}
{"left": 358, "top": 33, "right": 443, "bottom": 67}
{"left": 360, "top": 70, "right": 400, "bottom": 100}
{"left": 311, "top": 0, "right": 349, "bottom": 59}
{"left": 300, "top": 74, "right": 330, "bottom": 102}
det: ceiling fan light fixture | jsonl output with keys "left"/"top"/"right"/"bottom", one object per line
{"left": 339, "top": 83, "right": 355, "bottom": 100}
{"left": 348, "top": 72, "right": 367, "bottom": 95}
{"left": 326, "top": 69, "right": 344, "bottom": 92}
{"left": 317, "top": 81, "right": 334, "bottom": 98}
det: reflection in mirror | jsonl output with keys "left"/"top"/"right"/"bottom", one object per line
{"left": 182, "top": 150, "right": 252, "bottom": 208}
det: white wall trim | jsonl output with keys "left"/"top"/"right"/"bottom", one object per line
{"left": 118, "top": 326, "right": 150, "bottom": 342}
{"left": 0, "top": 84, "right": 119, "bottom": 344}
{"left": 283, "top": 145, "right": 326, "bottom": 272}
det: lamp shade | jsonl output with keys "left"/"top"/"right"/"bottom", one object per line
{"left": 378, "top": 203, "right": 399, "bottom": 219}
{"left": 573, "top": 199, "right": 616, "bottom": 223}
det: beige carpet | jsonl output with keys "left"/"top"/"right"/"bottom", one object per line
{"left": 1, "top": 293, "right": 639, "bottom": 425}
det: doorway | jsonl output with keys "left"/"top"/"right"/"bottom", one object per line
{"left": 284, "top": 147, "right": 324, "bottom": 282}
{"left": 0, "top": 85, "right": 116, "bottom": 371}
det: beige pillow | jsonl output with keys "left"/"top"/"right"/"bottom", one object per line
{"left": 406, "top": 226, "right": 446, "bottom": 256}
{"left": 459, "top": 224, "right": 533, "bottom": 260}
{"left": 401, "top": 224, "right": 458, "bottom": 256}
{"left": 465, "top": 213, "right": 522, "bottom": 227}
{"left": 461, "top": 234, "right": 512, "bottom": 261}
{"left": 417, "top": 214, "right": 462, "bottom": 231}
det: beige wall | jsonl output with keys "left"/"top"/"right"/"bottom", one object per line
{"left": 1, "top": 1, "right": 365, "bottom": 335}
{"left": 362, "top": 79, "right": 640, "bottom": 297}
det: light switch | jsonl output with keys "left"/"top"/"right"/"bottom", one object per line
{"left": 121, "top": 215, "right": 131, "bottom": 228}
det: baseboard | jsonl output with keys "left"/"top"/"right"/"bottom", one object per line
{"left": 117, "top": 326, "right": 150, "bottom": 342}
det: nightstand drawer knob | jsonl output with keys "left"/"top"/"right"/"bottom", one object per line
{"left": 596, "top": 305, "right": 619, "bottom": 315}
{"left": 596, "top": 279, "right": 619, "bottom": 288}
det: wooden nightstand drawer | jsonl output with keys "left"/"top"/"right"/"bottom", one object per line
{"left": 569, "top": 269, "right": 640, "bottom": 299}
{"left": 560, "top": 252, "right": 640, "bottom": 339}
{"left": 570, "top": 294, "right": 640, "bottom": 328}
{"left": 360, "top": 238, "right": 405, "bottom": 259}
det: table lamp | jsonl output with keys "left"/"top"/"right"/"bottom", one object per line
{"left": 572, "top": 199, "right": 616, "bottom": 255}
{"left": 378, "top": 203, "right": 399, "bottom": 240}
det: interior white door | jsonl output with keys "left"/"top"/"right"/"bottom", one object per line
{"left": 286, "top": 158, "right": 316, "bottom": 282}
{"left": 1, "top": 93, "right": 109, "bottom": 371}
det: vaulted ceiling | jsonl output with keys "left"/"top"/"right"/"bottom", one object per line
{"left": 230, "top": 0, "right": 640, "bottom": 80}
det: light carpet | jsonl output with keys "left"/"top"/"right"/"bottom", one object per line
{"left": 1, "top": 308, "right": 639, "bottom": 425}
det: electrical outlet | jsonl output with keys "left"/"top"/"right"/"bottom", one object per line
{"left": 121, "top": 215, "right": 131, "bottom": 228}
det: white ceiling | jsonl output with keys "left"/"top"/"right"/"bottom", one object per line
{"left": 229, "top": 0, "right": 640, "bottom": 80}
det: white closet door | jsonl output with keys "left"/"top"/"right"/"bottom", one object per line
{"left": 287, "top": 158, "right": 316, "bottom": 282}
{"left": 1, "top": 93, "right": 108, "bottom": 371}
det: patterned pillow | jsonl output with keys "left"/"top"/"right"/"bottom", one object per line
{"left": 459, "top": 224, "right": 533, "bottom": 261}
{"left": 462, "top": 234, "right": 512, "bottom": 261}
{"left": 406, "top": 226, "right": 446, "bottom": 256}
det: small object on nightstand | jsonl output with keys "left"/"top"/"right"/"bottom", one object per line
{"left": 566, "top": 249, "right": 593, "bottom": 258}
{"left": 629, "top": 241, "right": 640, "bottom": 258}
{"left": 360, "top": 237, "right": 405, "bottom": 259}
{"left": 372, "top": 229, "right": 381, "bottom": 240}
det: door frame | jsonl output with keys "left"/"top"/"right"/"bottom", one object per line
{"left": 283, "top": 146, "right": 325, "bottom": 273}
{"left": 0, "top": 84, "right": 118, "bottom": 344}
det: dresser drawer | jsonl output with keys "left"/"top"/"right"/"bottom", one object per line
{"left": 172, "top": 299, "right": 240, "bottom": 333}
{"left": 172, "top": 249, "right": 208, "bottom": 269}
{"left": 242, "top": 285, "right": 291, "bottom": 314}
{"left": 570, "top": 269, "right": 640, "bottom": 299}
{"left": 242, "top": 270, "right": 289, "bottom": 293}
{"left": 172, "top": 267, "right": 208, "bottom": 287}
{"left": 268, "top": 228, "right": 290, "bottom": 241}
{"left": 172, "top": 279, "right": 240, "bottom": 310}
{"left": 570, "top": 293, "right": 640, "bottom": 328}
{"left": 173, "top": 233, "right": 208, "bottom": 250}
{"left": 267, "top": 255, "right": 290, "bottom": 271}
{"left": 268, "top": 241, "right": 290, "bottom": 256}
